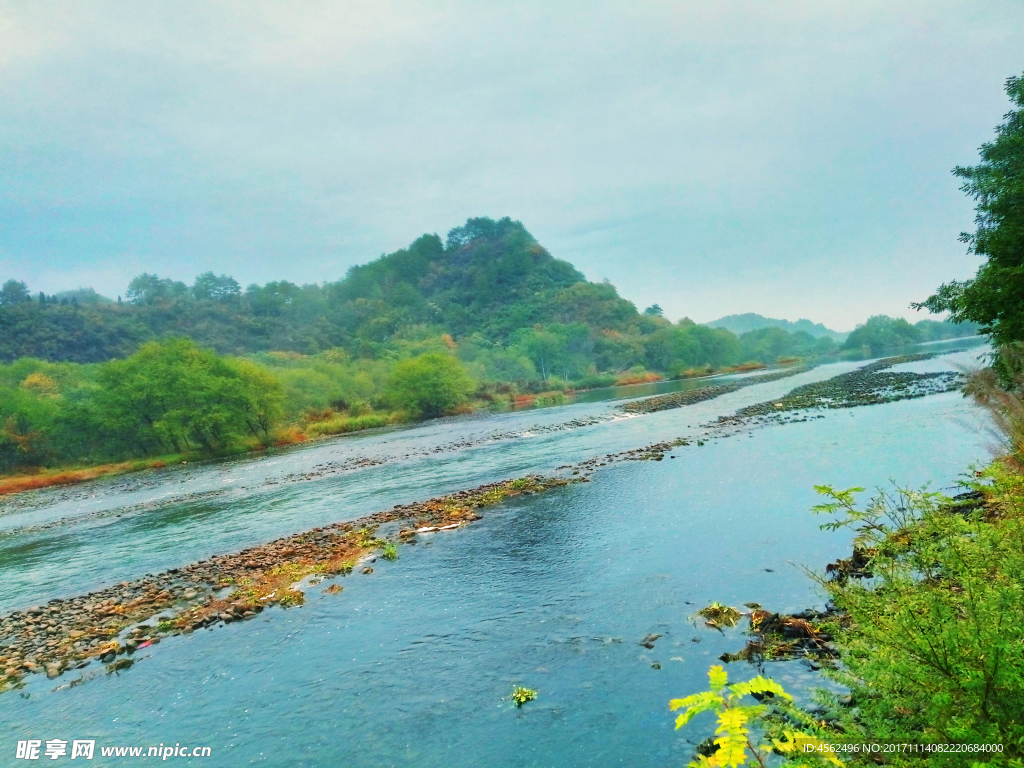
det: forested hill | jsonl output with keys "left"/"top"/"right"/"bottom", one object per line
{"left": 0, "top": 217, "right": 646, "bottom": 363}
{"left": 707, "top": 313, "right": 846, "bottom": 342}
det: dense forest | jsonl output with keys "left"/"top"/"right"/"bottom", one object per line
{"left": 0, "top": 216, "right": 977, "bottom": 478}
{"left": 1, "top": 217, "right": 844, "bottom": 380}
{"left": 841, "top": 314, "right": 980, "bottom": 352}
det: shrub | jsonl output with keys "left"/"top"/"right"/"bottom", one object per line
{"left": 383, "top": 353, "right": 475, "bottom": 418}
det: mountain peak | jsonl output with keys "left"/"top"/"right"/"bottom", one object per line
{"left": 706, "top": 313, "right": 847, "bottom": 342}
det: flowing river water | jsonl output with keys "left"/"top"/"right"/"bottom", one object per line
{"left": 0, "top": 342, "right": 993, "bottom": 766}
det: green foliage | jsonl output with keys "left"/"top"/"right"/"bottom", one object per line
{"left": 841, "top": 315, "right": 978, "bottom": 352}
{"left": 738, "top": 327, "right": 835, "bottom": 363}
{"left": 510, "top": 686, "right": 538, "bottom": 708}
{"left": 0, "top": 280, "right": 31, "bottom": 305}
{"left": 0, "top": 340, "right": 287, "bottom": 472}
{"left": 94, "top": 339, "right": 284, "bottom": 454}
{"left": 642, "top": 323, "right": 742, "bottom": 373}
{"left": 842, "top": 315, "right": 921, "bottom": 350}
{"left": 810, "top": 478, "right": 1024, "bottom": 765}
{"left": 915, "top": 73, "right": 1024, "bottom": 351}
{"left": 679, "top": 473, "right": 1024, "bottom": 766}
{"left": 191, "top": 272, "right": 241, "bottom": 302}
{"left": 381, "top": 541, "right": 398, "bottom": 561}
{"left": 126, "top": 273, "right": 189, "bottom": 305}
{"left": 383, "top": 353, "right": 475, "bottom": 418}
{"left": 1, "top": 216, "right": 846, "bottom": 379}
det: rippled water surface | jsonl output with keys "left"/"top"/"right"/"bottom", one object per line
{"left": 0, "top": 344, "right": 992, "bottom": 766}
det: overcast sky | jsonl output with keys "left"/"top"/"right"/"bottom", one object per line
{"left": 1, "top": 1, "right": 1022, "bottom": 330}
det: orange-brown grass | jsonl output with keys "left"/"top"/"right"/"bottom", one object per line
{"left": 726, "top": 361, "right": 768, "bottom": 373}
{"left": 272, "top": 427, "right": 308, "bottom": 447}
{"left": 677, "top": 366, "right": 714, "bottom": 379}
{"left": 0, "top": 461, "right": 167, "bottom": 496}
{"left": 165, "top": 538, "right": 372, "bottom": 633}
{"left": 615, "top": 371, "right": 662, "bottom": 386}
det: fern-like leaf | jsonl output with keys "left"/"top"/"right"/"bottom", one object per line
{"left": 729, "top": 676, "right": 792, "bottom": 702}
{"left": 708, "top": 665, "right": 729, "bottom": 691}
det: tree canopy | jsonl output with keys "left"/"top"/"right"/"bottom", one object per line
{"left": 915, "top": 73, "right": 1024, "bottom": 347}
{"left": 0, "top": 215, "right": 861, "bottom": 384}
{"left": 842, "top": 315, "right": 978, "bottom": 352}
{"left": 383, "top": 353, "right": 475, "bottom": 418}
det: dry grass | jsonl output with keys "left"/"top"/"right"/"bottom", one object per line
{"left": 615, "top": 371, "right": 662, "bottom": 386}
{"left": 0, "top": 460, "right": 168, "bottom": 496}
{"left": 271, "top": 427, "right": 308, "bottom": 447}
{"left": 677, "top": 366, "right": 714, "bottom": 379}
{"left": 963, "top": 346, "right": 1024, "bottom": 471}
{"left": 726, "top": 361, "right": 769, "bottom": 373}
{"left": 302, "top": 412, "right": 395, "bottom": 438}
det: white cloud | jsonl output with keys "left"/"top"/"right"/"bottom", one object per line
{"left": 0, "top": 0, "right": 1021, "bottom": 328}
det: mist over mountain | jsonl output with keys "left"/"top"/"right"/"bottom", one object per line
{"left": 707, "top": 313, "right": 848, "bottom": 343}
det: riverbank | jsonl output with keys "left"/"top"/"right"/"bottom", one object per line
{"left": 682, "top": 464, "right": 1024, "bottom": 765}
{"left": 0, "top": 458, "right": 197, "bottom": 497}
{"left": 0, "top": 362, "right": 812, "bottom": 499}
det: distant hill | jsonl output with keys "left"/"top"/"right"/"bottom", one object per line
{"left": 0, "top": 217, "right": 923, "bottom": 376}
{"left": 707, "top": 313, "right": 847, "bottom": 343}
{"left": 0, "top": 217, "right": 645, "bottom": 363}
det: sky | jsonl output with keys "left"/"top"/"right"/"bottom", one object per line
{"left": 1, "top": 1, "right": 1022, "bottom": 331}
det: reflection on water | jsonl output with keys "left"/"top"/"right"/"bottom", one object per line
{"left": 0, "top": 345, "right": 993, "bottom": 767}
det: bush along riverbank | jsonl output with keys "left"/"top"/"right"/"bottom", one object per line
{"left": 674, "top": 468, "right": 1024, "bottom": 767}
{"left": 0, "top": 476, "right": 575, "bottom": 693}
{"left": 667, "top": 346, "right": 1024, "bottom": 766}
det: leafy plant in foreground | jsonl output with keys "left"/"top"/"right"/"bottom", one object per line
{"left": 670, "top": 666, "right": 840, "bottom": 767}
{"left": 809, "top": 478, "right": 1024, "bottom": 765}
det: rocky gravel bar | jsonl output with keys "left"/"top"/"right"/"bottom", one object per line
{"left": 0, "top": 476, "right": 574, "bottom": 693}
{"left": 619, "top": 365, "right": 813, "bottom": 415}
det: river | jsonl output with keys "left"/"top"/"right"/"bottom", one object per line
{"left": 0, "top": 342, "right": 993, "bottom": 766}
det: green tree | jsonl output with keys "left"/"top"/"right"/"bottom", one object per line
{"left": 0, "top": 280, "right": 30, "bottom": 306}
{"left": 192, "top": 272, "right": 241, "bottom": 302}
{"left": 915, "top": 73, "right": 1024, "bottom": 349}
{"left": 643, "top": 323, "right": 742, "bottom": 373}
{"left": 516, "top": 328, "right": 567, "bottom": 382}
{"left": 95, "top": 339, "right": 282, "bottom": 453}
{"left": 842, "top": 315, "right": 920, "bottom": 351}
{"left": 383, "top": 353, "right": 474, "bottom": 417}
{"left": 125, "top": 274, "right": 188, "bottom": 305}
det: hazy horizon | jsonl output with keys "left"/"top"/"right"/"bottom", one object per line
{"left": 2, "top": 1, "right": 1023, "bottom": 329}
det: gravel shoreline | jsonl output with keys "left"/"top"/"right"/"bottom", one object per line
{"left": 0, "top": 476, "right": 574, "bottom": 692}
